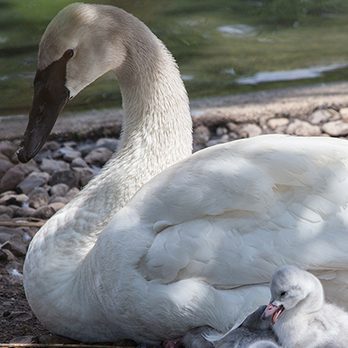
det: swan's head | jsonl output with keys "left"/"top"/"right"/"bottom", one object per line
{"left": 262, "top": 265, "right": 324, "bottom": 324}
{"left": 17, "top": 3, "right": 127, "bottom": 162}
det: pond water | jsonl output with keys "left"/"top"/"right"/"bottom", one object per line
{"left": 1, "top": 0, "right": 348, "bottom": 116}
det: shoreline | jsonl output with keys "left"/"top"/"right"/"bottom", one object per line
{"left": 1, "top": 82, "right": 348, "bottom": 141}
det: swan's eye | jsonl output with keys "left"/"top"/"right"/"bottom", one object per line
{"left": 280, "top": 291, "right": 287, "bottom": 297}
{"left": 63, "top": 49, "right": 74, "bottom": 59}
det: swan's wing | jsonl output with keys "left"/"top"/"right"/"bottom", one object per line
{"left": 131, "top": 135, "right": 348, "bottom": 287}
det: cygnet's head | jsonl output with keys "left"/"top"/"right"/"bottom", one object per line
{"left": 262, "top": 265, "right": 324, "bottom": 324}
{"left": 18, "top": 3, "right": 128, "bottom": 162}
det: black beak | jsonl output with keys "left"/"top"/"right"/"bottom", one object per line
{"left": 17, "top": 49, "right": 74, "bottom": 163}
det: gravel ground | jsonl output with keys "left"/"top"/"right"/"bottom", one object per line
{"left": 1, "top": 94, "right": 348, "bottom": 344}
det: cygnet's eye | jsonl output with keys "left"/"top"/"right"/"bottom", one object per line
{"left": 280, "top": 291, "right": 287, "bottom": 297}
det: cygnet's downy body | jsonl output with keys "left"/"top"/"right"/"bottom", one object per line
{"left": 263, "top": 265, "right": 348, "bottom": 348}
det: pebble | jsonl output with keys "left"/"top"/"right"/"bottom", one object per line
{"left": 309, "top": 109, "right": 336, "bottom": 125}
{"left": 49, "top": 170, "right": 78, "bottom": 188}
{"left": 71, "top": 157, "right": 88, "bottom": 168}
{"left": 43, "top": 140, "right": 60, "bottom": 151}
{"left": 50, "top": 183, "right": 69, "bottom": 197}
{"left": 10, "top": 336, "right": 38, "bottom": 344}
{"left": 0, "top": 141, "right": 17, "bottom": 158}
{"left": 29, "top": 187, "right": 49, "bottom": 209}
{"left": 96, "top": 138, "right": 119, "bottom": 152}
{"left": 17, "top": 171, "right": 50, "bottom": 195}
{"left": 85, "top": 147, "right": 113, "bottom": 166}
{"left": 267, "top": 117, "right": 289, "bottom": 130}
{"left": 11, "top": 206, "right": 36, "bottom": 218}
{"left": 193, "top": 125, "right": 211, "bottom": 145}
{"left": 49, "top": 196, "right": 69, "bottom": 204}
{"left": 54, "top": 147, "right": 81, "bottom": 162}
{"left": 40, "top": 158, "right": 69, "bottom": 174}
{"left": 287, "top": 120, "right": 321, "bottom": 136}
{"left": 322, "top": 120, "right": 348, "bottom": 136}
{"left": 48, "top": 202, "right": 65, "bottom": 212}
{"left": 239, "top": 123, "right": 262, "bottom": 138}
{"left": 0, "top": 205, "right": 14, "bottom": 217}
{"left": 0, "top": 158, "right": 14, "bottom": 177}
{"left": 33, "top": 206, "right": 56, "bottom": 219}
{"left": 0, "top": 193, "right": 28, "bottom": 206}
{"left": 73, "top": 167, "right": 94, "bottom": 187}
{"left": 0, "top": 164, "right": 34, "bottom": 193}
{"left": 216, "top": 126, "right": 228, "bottom": 136}
{"left": 340, "top": 107, "right": 348, "bottom": 121}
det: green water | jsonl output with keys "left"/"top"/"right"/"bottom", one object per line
{"left": 1, "top": 0, "right": 348, "bottom": 116}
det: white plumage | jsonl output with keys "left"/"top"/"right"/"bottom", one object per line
{"left": 23, "top": 3, "right": 348, "bottom": 345}
{"left": 264, "top": 265, "right": 348, "bottom": 347}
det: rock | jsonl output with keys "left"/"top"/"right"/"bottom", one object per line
{"left": 267, "top": 117, "right": 289, "bottom": 130}
{"left": 12, "top": 206, "right": 36, "bottom": 218}
{"left": 39, "top": 334, "right": 77, "bottom": 344}
{"left": 43, "top": 140, "right": 60, "bottom": 151}
{"left": 322, "top": 120, "right": 348, "bottom": 136}
{"left": 193, "top": 125, "right": 210, "bottom": 145}
{"left": 78, "top": 143, "right": 96, "bottom": 157}
{"left": 17, "top": 171, "right": 50, "bottom": 195}
{"left": 239, "top": 123, "right": 262, "bottom": 138}
{"left": 48, "top": 202, "right": 65, "bottom": 212}
{"left": 66, "top": 187, "right": 80, "bottom": 200}
{"left": 96, "top": 138, "right": 119, "bottom": 152}
{"left": 0, "top": 193, "right": 28, "bottom": 206}
{"left": 0, "top": 164, "right": 36, "bottom": 193}
{"left": 10, "top": 336, "right": 38, "bottom": 344}
{"left": 64, "top": 141, "right": 77, "bottom": 148}
{"left": 73, "top": 167, "right": 94, "bottom": 187}
{"left": 49, "top": 196, "right": 69, "bottom": 204}
{"left": 49, "top": 170, "right": 78, "bottom": 188}
{"left": 0, "top": 141, "right": 17, "bottom": 158}
{"left": 8, "top": 311, "right": 33, "bottom": 321}
{"left": 340, "top": 107, "right": 348, "bottom": 121}
{"left": 71, "top": 157, "right": 88, "bottom": 168}
{"left": 206, "top": 134, "right": 230, "bottom": 147}
{"left": 0, "top": 158, "right": 14, "bottom": 178}
{"left": 1, "top": 240, "right": 26, "bottom": 258}
{"left": 33, "top": 206, "right": 56, "bottom": 219}
{"left": 33, "top": 149, "right": 52, "bottom": 163}
{"left": 0, "top": 213, "right": 11, "bottom": 220}
{"left": 40, "top": 158, "right": 69, "bottom": 174}
{"left": 309, "top": 109, "right": 339, "bottom": 125}
{"left": 0, "top": 205, "right": 14, "bottom": 217}
{"left": 216, "top": 126, "right": 228, "bottom": 136}
{"left": 226, "top": 122, "right": 239, "bottom": 132}
{"left": 29, "top": 187, "right": 49, "bottom": 209}
{"left": 85, "top": 147, "right": 113, "bottom": 166}
{"left": 287, "top": 120, "right": 321, "bottom": 136}
{"left": 50, "top": 183, "right": 69, "bottom": 197}
{"left": 54, "top": 147, "right": 81, "bottom": 162}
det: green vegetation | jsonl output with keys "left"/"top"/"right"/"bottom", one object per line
{"left": 1, "top": 0, "right": 348, "bottom": 115}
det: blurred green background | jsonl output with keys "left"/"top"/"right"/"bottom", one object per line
{"left": 1, "top": 0, "right": 348, "bottom": 116}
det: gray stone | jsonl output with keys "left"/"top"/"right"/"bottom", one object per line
{"left": 0, "top": 158, "right": 14, "bottom": 178}
{"left": 0, "top": 214, "right": 11, "bottom": 220}
{"left": 40, "top": 158, "right": 69, "bottom": 174}
{"left": 50, "top": 183, "right": 69, "bottom": 197}
{"left": 322, "top": 120, "right": 348, "bottom": 136}
{"left": 71, "top": 157, "right": 88, "bottom": 168}
{"left": 17, "top": 171, "right": 50, "bottom": 195}
{"left": 193, "top": 125, "right": 210, "bottom": 145}
{"left": 49, "top": 196, "right": 69, "bottom": 204}
{"left": 287, "top": 120, "right": 321, "bottom": 136}
{"left": 66, "top": 187, "right": 80, "bottom": 200}
{"left": 267, "top": 118, "right": 289, "bottom": 130}
{"left": 0, "top": 164, "right": 36, "bottom": 193}
{"left": 206, "top": 135, "right": 230, "bottom": 147}
{"left": 226, "top": 122, "right": 239, "bottom": 132}
{"left": 49, "top": 170, "right": 78, "bottom": 188}
{"left": 29, "top": 187, "right": 49, "bottom": 209}
{"left": 1, "top": 240, "right": 26, "bottom": 257}
{"left": 48, "top": 202, "right": 65, "bottom": 212}
{"left": 216, "top": 126, "right": 228, "bottom": 136}
{"left": 53, "top": 147, "right": 81, "bottom": 162}
{"left": 0, "top": 193, "right": 28, "bottom": 206}
{"left": 78, "top": 143, "right": 96, "bottom": 157}
{"left": 0, "top": 206, "right": 14, "bottom": 217}
{"left": 11, "top": 206, "right": 36, "bottom": 218}
{"left": 10, "top": 336, "right": 38, "bottom": 344}
{"left": 33, "top": 206, "right": 56, "bottom": 219}
{"left": 239, "top": 123, "right": 262, "bottom": 138}
{"left": 43, "top": 141, "right": 60, "bottom": 151}
{"left": 309, "top": 109, "right": 338, "bottom": 125}
{"left": 34, "top": 149, "right": 52, "bottom": 163}
{"left": 73, "top": 167, "right": 94, "bottom": 187}
{"left": 96, "top": 138, "right": 119, "bottom": 152}
{"left": 64, "top": 141, "right": 77, "bottom": 148}
{"left": 0, "top": 141, "right": 17, "bottom": 158}
{"left": 85, "top": 147, "right": 113, "bottom": 166}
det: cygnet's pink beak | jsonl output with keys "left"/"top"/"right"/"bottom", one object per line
{"left": 262, "top": 303, "right": 284, "bottom": 324}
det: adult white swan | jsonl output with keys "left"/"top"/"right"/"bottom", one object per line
{"left": 18, "top": 3, "right": 348, "bottom": 345}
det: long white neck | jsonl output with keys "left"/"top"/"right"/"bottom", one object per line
{"left": 25, "top": 7, "right": 192, "bottom": 291}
